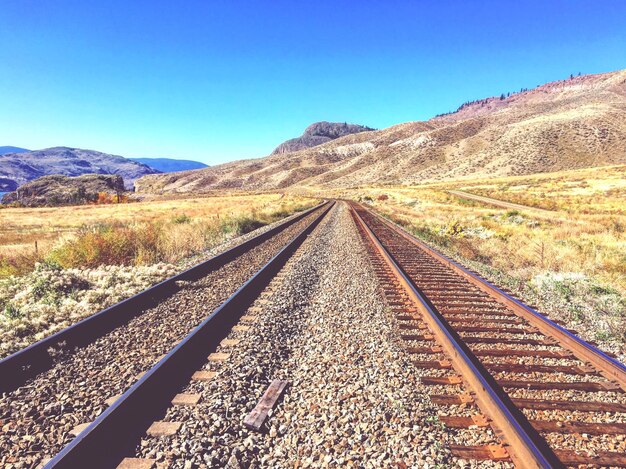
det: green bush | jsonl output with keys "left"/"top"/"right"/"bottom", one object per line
{"left": 236, "top": 216, "right": 267, "bottom": 235}
{"left": 4, "top": 302, "right": 22, "bottom": 319}
{"left": 172, "top": 214, "right": 192, "bottom": 224}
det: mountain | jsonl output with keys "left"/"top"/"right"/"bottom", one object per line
{"left": 2, "top": 174, "right": 126, "bottom": 206}
{"left": 136, "top": 69, "right": 626, "bottom": 194}
{"left": 271, "top": 122, "right": 375, "bottom": 154}
{"left": 129, "top": 157, "right": 208, "bottom": 172}
{"left": 0, "top": 147, "right": 159, "bottom": 190}
{"left": 0, "top": 146, "right": 29, "bottom": 155}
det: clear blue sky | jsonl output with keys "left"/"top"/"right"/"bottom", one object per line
{"left": 1, "top": 0, "right": 625, "bottom": 164}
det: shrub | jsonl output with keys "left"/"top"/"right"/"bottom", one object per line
{"left": 236, "top": 216, "right": 267, "bottom": 235}
{"left": 0, "top": 252, "right": 40, "bottom": 278}
{"left": 172, "top": 214, "right": 192, "bottom": 224}
{"left": 48, "top": 223, "right": 145, "bottom": 268}
{"left": 268, "top": 209, "right": 291, "bottom": 219}
{"left": 443, "top": 220, "right": 464, "bottom": 237}
{"left": 4, "top": 302, "right": 21, "bottom": 319}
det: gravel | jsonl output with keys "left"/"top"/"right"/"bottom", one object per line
{"left": 131, "top": 202, "right": 478, "bottom": 468}
{"left": 0, "top": 209, "right": 322, "bottom": 469}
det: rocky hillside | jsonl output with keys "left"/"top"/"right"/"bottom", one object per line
{"left": 0, "top": 147, "right": 158, "bottom": 190}
{"left": 136, "top": 69, "right": 626, "bottom": 194}
{"left": 1, "top": 174, "right": 126, "bottom": 206}
{"left": 271, "top": 122, "right": 375, "bottom": 154}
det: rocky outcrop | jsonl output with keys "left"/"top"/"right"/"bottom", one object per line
{"left": 271, "top": 122, "right": 375, "bottom": 154}
{"left": 2, "top": 174, "right": 126, "bottom": 206}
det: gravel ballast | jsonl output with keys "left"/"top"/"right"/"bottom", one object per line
{"left": 131, "top": 202, "right": 483, "bottom": 468}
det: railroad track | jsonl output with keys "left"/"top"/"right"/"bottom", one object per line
{"left": 350, "top": 202, "right": 626, "bottom": 468}
{"left": 0, "top": 202, "right": 332, "bottom": 468}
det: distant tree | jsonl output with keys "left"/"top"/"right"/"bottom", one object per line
{"left": 500, "top": 93, "right": 505, "bottom": 100}
{"left": 570, "top": 73, "right": 574, "bottom": 80}
{"left": 578, "top": 72, "right": 581, "bottom": 76}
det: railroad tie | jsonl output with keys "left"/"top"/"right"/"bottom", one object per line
{"left": 69, "top": 422, "right": 91, "bottom": 437}
{"left": 105, "top": 394, "right": 122, "bottom": 406}
{"left": 192, "top": 370, "right": 217, "bottom": 381}
{"left": 243, "top": 379, "right": 289, "bottom": 432}
{"left": 405, "top": 346, "right": 443, "bottom": 355}
{"left": 117, "top": 458, "right": 156, "bottom": 469}
{"left": 171, "top": 393, "right": 202, "bottom": 406}
{"left": 421, "top": 375, "right": 463, "bottom": 386}
{"left": 448, "top": 444, "right": 511, "bottom": 462}
{"left": 146, "top": 421, "right": 181, "bottom": 437}
{"left": 220, "top": 338, "right": 241, "bottom": 347}
{"left": 208, "top": 352, "right": 230, "bottom": 362}
{"left": 240, "top": 315, "right": 259, "bottom": 323}
{"left": 441, "top": 414, "right": 491, "bottom": 428}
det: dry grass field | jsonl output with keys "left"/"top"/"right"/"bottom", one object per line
{"left": 0, "top": 193, "right": 315, "bottom": 276}
{"left": 331, "top": 165, "right": 626, "bottom": 353}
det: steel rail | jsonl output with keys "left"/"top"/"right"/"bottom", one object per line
{"left": 367, "top": 205, "right": 626, "bottom": 391}
{"left": 0, "top": 202, "right": 326, "bottom": 394}
{"left": 44, "top": 201, "right": 334, "bottom": 469}
{"left": 350, "top": 203, "right": 562, "bottom": 468}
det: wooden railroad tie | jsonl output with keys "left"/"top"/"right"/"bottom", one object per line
{"left": 105, "top": 394, "right": 122, "bottom": 406}
{"left": 69, "top": 422, "right": 91, "bottom": 437}
{"left": 146, "top": 421, "right": 181, "bottom": 437}
{"left": 171, "top": 393, "right": 201, "bottom": 406}
{"left": 220, "top": 338, "right": 241, "bottom": 347}
{"left": 243, "top": 379, "right": 288, "bottom": 432}
{"left": 208, "top": 352, "right": 230, "bottom": 362}
{"left": 117, "top": 457, "right": 156, "bottom": 469}
{"left": 192, "top": 370, "right": 217, "bottom": 381}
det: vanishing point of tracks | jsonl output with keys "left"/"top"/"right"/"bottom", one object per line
{"left": 350, "top": 201, "right": 626, "bottom": 468}
{"left": 1, "top": 200, "right": 625, "bottom": 468}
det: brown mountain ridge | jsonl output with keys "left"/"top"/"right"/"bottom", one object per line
{"left": 136, "top": 69, "right": 626, "bottom": 194}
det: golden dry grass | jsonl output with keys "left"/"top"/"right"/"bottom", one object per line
{"left": 0, "top": 193, "right": 309, "bottom": 256}
{"left": 330, "top": 166, "right": 626, "bottom": 291}
{"left": 0, "top": 193, "right": 316, "bottom": 276}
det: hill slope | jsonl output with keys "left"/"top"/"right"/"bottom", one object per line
{"left": 271, "top": 122, "right": 375, "bottom": 154}
{"left": 0, "top": 147, "right": 158, "bottom": 189}
{"left": 136, "top": 69, "right": 626, "bottom": 194}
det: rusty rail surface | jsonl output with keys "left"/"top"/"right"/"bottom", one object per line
{"left": 350, "top": 201, "right": 626, "bottom": 468}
